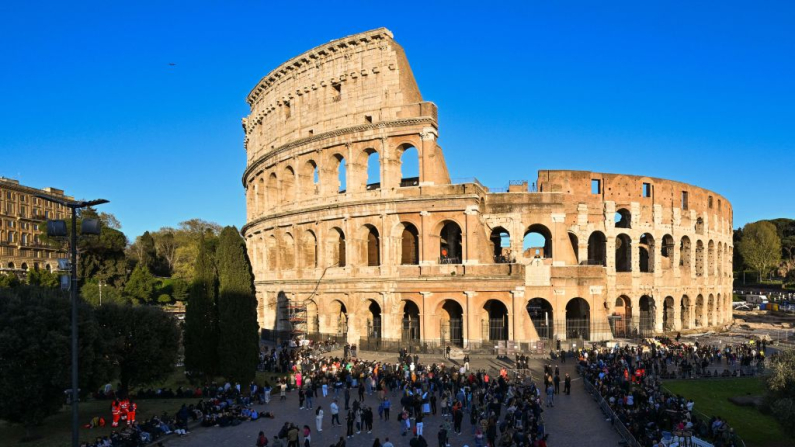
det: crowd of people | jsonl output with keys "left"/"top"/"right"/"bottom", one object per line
{"left": 579, "top": 341, "right": 741, "bottom": 447}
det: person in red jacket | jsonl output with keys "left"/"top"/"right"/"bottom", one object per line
{"left": 111, "top": 400, "right": 121, "bottom": 427}
{"left": 119, "top": 398, "right": 130, "bottom": 425}
{"left": 127, "top": 401, "right": 137, "bottom": 426}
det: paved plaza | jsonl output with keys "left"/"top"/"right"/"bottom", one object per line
{"left": 163, "top": 352, "right": 622, "bottom": 447}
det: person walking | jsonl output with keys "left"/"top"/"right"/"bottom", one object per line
{"left": 331, "top": 399, "right": 341, "bottom": 426}
{"left": 346, "top": 409, "right": 355, "bottom": 438}
{"left": 302, "top": 425, "right": 311, "bottom": 447}
{"left": 383, "top": 437, "right": 394, "bottom": 447}
{"left": 453, "top": 407, "right": 463, "bottom": 434}
{"left": 280, "top": 382, "right": 287, "bottom": 401}
{"left": 256, "top": 431, "right": 268, "bottom": 447}
{"left": 299, "top": 387, "right": 306, "bottom": 410}
{"left": 383, "top": 397, "right": 391, "bottom": 421}
{"left": 546, "top": 383, "right": 554, "bottom": 407}
{"left": 553, "top": 374, "right": 560, "bottom": 395}
{"left": 437, "top": 425, "right": 448, "bottom": 447}
{"left": 416, "top": 411, "right": 424, "bottom": 436}
{"left": 315, "top": 406, "right": 324, "bottom": 432}
{"left": 344, "top": 387, "right": 351, "bottom": 410}
{"left": 364, "top": 406, "right": 374, "bottom": 433}
{"left": 564, "top": 373, "right": 571, "bottom": 395}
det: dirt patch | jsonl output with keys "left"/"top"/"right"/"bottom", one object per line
{"left": 732, "top": 310, "right": 795, "bottom": 331}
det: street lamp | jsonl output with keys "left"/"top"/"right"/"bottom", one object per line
{"left": 36, "top": 195, "right": 109, "bottom": 447}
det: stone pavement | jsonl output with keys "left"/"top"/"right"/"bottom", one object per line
{"left": 163, "top": 353, "right": 622, "bottom": 447}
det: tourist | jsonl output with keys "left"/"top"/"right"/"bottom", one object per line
{"left": 315, "top": 406, "right": 324, "bottom": 432}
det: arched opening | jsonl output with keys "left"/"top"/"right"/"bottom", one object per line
{"left": 716, "top": 293, "right": 723, "bottom": 325}
{"left": 707, "top": 294, "right": 715, "bottom": 327}
{"left": 21, "top": 263, "right": 28, "bottom": 271}
{"left": 523, "top": 224, "right": 552, "bottom": 259}
{"left": 328, "top": 227, "right": 346, "bottom": 267}
{"left": 334, "top": 154, "right": 347, "bottom": 193}
{"left": 306, "top": 300, "right": 319, "bottom": 334}
{"left": 363, "top": 225, "right": 380, "bottom": 266}
{"left": 615, "top": 234, "right": 632, "bottom": 272}
{"left": 267, "top": 173, "right": 278, "bottom": 208}
{"left": 257, "top": 178, "right": 265, "bottom": 214}
{"left": 399, "top": 144, "right": 419, "bottom": 187}
{"left": 565, "top": 297, "right": 590, "bottom": 340}
{"left": 301, "top": 230, "right": 318, "bottom": 269}
{"left": 366, "top": 300, "right": 382, "bottom": 339}
{"left": 439, "top": 300, "right": 464, "bottom": 347}
{"left": 639, "top": 233, "right": 655, "bottom": 273}
{"left": 330, "top": 300, "right": 348, "bottom": 336}
{"left": 587, "top": 231, "right": 606, "bottom": 266}
{"left": 365, "top": 149, "right": 380, "bottom": 190}
{"left": 527, "top": 298, "right": 553, "bottom": 339}
{"left": 439, "top": 221, "right": 462, "bottom": 264}
{"left": 681, "top": 295, "right": 691, "bottom": 330}
{"left": 267, "top": 235, "right": 277, "bottom": 271}
{"left": 400, "top": 223, "right": 419, "bottom": 265}
{"left": 281, "top": 233, "right": 295, "bottom": 270}
{"left": 401, "top": 300, "right": 420, "bottom": 342}
{"left": 490, "top": 227, "right": 512, "bottom": 263}
{"left": 615, "top": 208, "right": 631, "bottom": 229}
{"left": 661, "top": 234, "right": 674, "bottom": 269}
{"left": 695, "top": 240, "right": 705, "bottom": 276}
{"left": 708, "top": 240, "right": 715, "bottom": 276}
{"left": 7, "top": 262, "right": 14, "bottom": 269}
{"left": 611, "top": 296, "right": 632, "bottom": 337}
{"left": 281, "top": 166, "right": 296, "bottom": 204}
{"left": 680, "top": 236, "right": 692, "bottom": 272}
{"left": 663, "top": 296, "right": 675, "bottom": 331}
{"left": 568, "top": 232, "right": 579, "bottom": 264}
{"left": 300, "top": 160, "right": 319, "bottom": 197}
{"left": 717, "top": 243, "right": 723, "bottom": 277}
{"left": 483, "top": 299, "right": 508, "bottom": 341}
{"left": 45, "top": 264, "right": 51, "bottom": 272}
{"left": 695, "top": 295, "right": 705, "bottom": 327}
{"left": 639, "top": 295, "right": 655, "bottom": 335}
{"left": 695, "top": 217, "right": 704, "bottom": 235}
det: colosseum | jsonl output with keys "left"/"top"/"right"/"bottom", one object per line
{"left": 241, "top": 28, "right": 733, "bottom": 351}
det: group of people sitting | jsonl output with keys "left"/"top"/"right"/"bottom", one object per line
{"left": 579, "top": 344, "right": 740, "bottom": 447}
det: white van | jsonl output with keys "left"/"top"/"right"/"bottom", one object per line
{"left": 746, "top": 295, "right": 768, "bottom": 305}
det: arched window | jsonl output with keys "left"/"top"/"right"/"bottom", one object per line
{"left": 612, "top": 296, "right": 632, "bottom": 337}
{"left": 281, "top": 233, "right": 295, "bottom": 270}
{"left": 366, "top": 300, "right": 382, "bottom": 339}
{"left": 527, "top": 298, "right": 553, "bottom": 339}
{"left": 363, "top": 225, "right": 380, "bottom": 266}
{"left": 439, "top": 221, "right": 462, "bottom": 264}
{"left": 708, "top": 240, "right": 715, "bottom": 275}
{"left": 639, "top": 295, "right": 655, "bottom": 335}
{"left": 266, "top": 235, "right": 277, "bottom": 271}
{"left": 661, "top": 234, "right": 674, "bottom": 269}
{"left": 695, "top": 240, "right": 705, "bottom": 276}
{"left": 695, "top": 217, "right": 704, "bottom": 235}
{"left": 695, "top": 295, "right": 705, "bottom": 327}
{"left": 328, "top": 227, "right": 346, "bottom": 267}
{"left": 483, "top": 300, "right": 508, "bottom": 341}
{"left": 681, "top": 295, "right": 691, "bottom": 329}
{"left": 400, "top": 223, "right": 419, "bottom": 265}
{"left": 402, "top": 301, "right": 420, "bottom": 341}
{"left": 523, "top": 224, "right": 552, "bottom": 259}
{"left": 439, "top": 299, "right": 464, "bottom": 346}
{"left": 301, "top": 231, "right": 318, "bottom": 269}
{"left": 301, "top": 160, "right": 319, "bottom": 197}
{"left": 21, "top": 262, "right": 28, "bottom": 271}
{"left": 257, "top": 178, "right": 265, "bottom": 215}
{"left": 490, "top": 227, "right": 511, "bottom": 263}
{"left": 267, "top": 173, "right": 278, "bottom": 208}
{"left": 587, "top": 231, "right": 607, "bottom": 266}
{"left": 565, "top": 298, "right": 590, "bottom": 340}
{"left": 399, "top": 144, "right": 419, "bottom": 187}
{"left": 365, "top": 149, "right": 380, "bottom": 190}
{"left": 615, "top": 208, "right": 631, "bottom": 229}
{"left": 680, "top": 236, "right": 692, "bottom": 271}
{"left": 639, "top": 233, "right": 655, "bottom": 273}
{"left": 334, "top": 154, "right": 347, "bottom": 193}
{"left": 615, "top": 234, "right": 632, "bottom": 272}
{"left": 282, "top": 166, "right": 296, "bottom": 204}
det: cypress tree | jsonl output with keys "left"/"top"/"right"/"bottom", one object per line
{"left": 216, "top": 226, "right": 259, "bottom": 384}
{"left": 183, "top": 235, "right": 220, "bottom": 379}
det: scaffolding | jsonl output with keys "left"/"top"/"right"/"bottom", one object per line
{"left": 282, "top": 300, "right": 308, "bottom": 338}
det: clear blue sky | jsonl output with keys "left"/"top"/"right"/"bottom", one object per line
{"left": 2, "top": 1, "right": 793, "bottom": 240}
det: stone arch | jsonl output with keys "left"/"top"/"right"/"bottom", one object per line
{"left": 587, "top": 231, "right": 607, "bottom": 266}
{"left": 401, "top": 299, "right": 421, "bottom": 341}
{"left": 483, "top": 299, "right": 508, "bottom": 341}
{"left": 45, "top": 263, "right": 51, "bottom": 272}
{"left": 489, "top": 226, "right": 512, "bottom": 263}
{"left": 300, "top": 159, "right": 319, "bottom": 197}
{"left": 695, "top": 294, "right": 705, "bottom": 327}
{"left": 365, "top": 299, "right": 382, "bottom": 338}
{"left": 21, "top": 262, "right": 28, "bottom": 271}
{"left": 523, "top": 224, "right": 552, "bottom": 259}
{"left": 716, "top": 293, "right": 723, "bottom": 325}
{"left": 399, "top": 222, "right": 419, "bottom": 265}
{"left": 639, "top": 233, "right": 655, "bottom": 273}
{"left": 398, "top": 144, "right": 419, "bottom": 187}
{"left": 333, "top": 153, "right": 347, "bottom": 193}
{"left": 680, "top": 236, "right": 692, "bottom": 272}
{"left": 663, "top": 296, "right": 675, "bottom": 331}
{"left": 639, "top": 295, "right": 655, "bottom": 335}
{"left": 695, "top": 217, "right": 705, "bottom": 235}
{"left": 615, "top": 208, "right": 631, "bottom": 229}
{"left": 357, "top": 224, "right": 380, "bottom": 266}
{"left": 266, "top": 235, "right": 278, "bottom": 271}
{"left": 611, "top": 296, "right": 633, "bottom": 337}
{"left": 568, "top": 232, "right": 579, "bottom": 264}
{"left": 257, "top": 177, "right": 265, "bottom": 215}
{"left": 281, "top": 232, "right": 295, "bottom": 270}
{"left": 527, "top": 298, "right": 553, "bottom": 339}
{"left": 661, "top": 234, "right": 674, "bottom": 269}
{"left": 267, "top": 172, "right": 278, "bottom": 208}
{"left": 281, "top": 166, "right": 296, "bottom": 204}
{"left": 681, "top": 295, "right": 691, "bottom": 329}
{"left": 438, "top": 220, "right": 463, "bottom": 264}
{"left": 300, "top": 230, "right": 318, "bottom": 269}
{"left": 708, "top": 240, "right": 715, "bottom": 275}
{"left": 565, "top": 297, "right": 590, "bottom": 340}
{"left": 707, "top": 294, "right": 715, "bottom": 327}
{"left": 695, "top": 240, "right": 705, "bottom": 276}
{"left": 717, "top": 242, "right": 723, "bottom": 277}
{"left": 438, "top": 299, "right": 464, "bottom": 346}
{"left": 306, "top": 299, "right": 319, "bottom": 334}
{"left": 327, "top": 227, "right": 346, "bottom": 267}
{"left": 328, "top": 299, "right": 348, "bottom": 335}
{"left": 363, "top": 148, "right": 380, "bottom": 190}
{"left": 615, "top": 233, "right": 632, "bottom": 272}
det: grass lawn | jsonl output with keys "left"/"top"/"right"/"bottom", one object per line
{"left": 664, "top": 378, "right": 792, "bottom": 447}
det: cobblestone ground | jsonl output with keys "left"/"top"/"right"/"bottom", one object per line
{"left": 163, "top": 352, "right": 621, "bottom": 447}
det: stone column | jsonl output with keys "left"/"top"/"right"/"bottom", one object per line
{"left": 654, "top": 299, "right": 664, "bottom": 333}
{"left": 464, "top": 206, "right": 479, "bottom": 264}
{"left": 672, "top": 298, "right": 682, "bottom": 331}
{"left": 420, "top": 292, "right": 433, "bottom": 342}
{"left": 420, "top": 211, "right": 432, "bottom": 265}
{"left": 464, "top": 291, "right": 476, "bottom": 347}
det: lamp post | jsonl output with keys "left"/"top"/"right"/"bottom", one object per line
{"left": 36, "top": 195, "right": 109, "bottom": 447}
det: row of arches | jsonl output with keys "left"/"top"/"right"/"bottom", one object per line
{"left": 613, "top": 208, "right": 722, "bottom": 236}
{"left": 4, "top": 262, "right": 50, "bottom": 271}
{"left": 249, "top": 144, "right": 420, "bottom": 215}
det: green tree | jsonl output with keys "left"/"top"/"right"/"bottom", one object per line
{"left": 0, "top": 273, "right": 21, "bottom": 288}
{"left": 0, "top": 287, "right": 109, "bottom": 439}
{"left": 183, "top": 235, "right": 220, "bottom": 379}
{"left": 130, "top": 231, "right": 158, "bottom": 272}
{"left": 216, "top": 226, "right": 259, "bottom": 384}
{"left": 767, "top": 349, "right": 795, "bottom": 435}
{"left": 124, "top": 264, "right": 156, "bottom": 304}
{"left": 172, "top": 219, "right": 222, "bottom": 281}
{"left": 171, "top": 278, "right": 189, "bottom": 302}
{"left": 81, "top": 281, "right": 125, "bottom": 307}
{"left": 95, "top": 304, "right": 180, "bottom": 395}
{"left": 738, "top": 221, "right": 782, "bottom": 280}
{"left": 27, "top": 268, "right": 59, "bottom": 288}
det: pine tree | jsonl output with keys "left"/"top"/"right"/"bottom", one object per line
{"left": 183, "top": 235, "right": 220, "bottom": 379}
{"left": 216, "top": 226, "right": 259, "bottom": 384}
{"left": 124, "top": 263, "right": 156, "bottom": 304}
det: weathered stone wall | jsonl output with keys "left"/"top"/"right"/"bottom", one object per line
{"left": 241, "top": 29, "right": 734, "bottom": 346}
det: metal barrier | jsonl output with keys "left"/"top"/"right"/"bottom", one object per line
{"left": 579, "top": 368, "right": 640, "bottom": 447}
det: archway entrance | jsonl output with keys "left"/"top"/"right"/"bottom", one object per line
{"left": 483, "top": 300, "right": 508, "bottom": 341}
{"left": 330, "top": 300, "right": 348, "bottom": 336}
{"left": 402, "top": 300, "right": 420, "bottom": 342}
{"left": 695, "top": 295, "right": 704, "bottom": 327}
{"left": 440, "top": 300, "right": 463, "bottom": 346}
{"left": 663, "top": 296, "right": 675, "bottom": 332}
{"left": 527, "top": 298, "right": 553, "bottom": 339}
{"left": 565, "top": 298, "right": 590, "bottom": 340}
{"left": 639, "top": 295, "right": 655, "bottom": 336}
{"left": 610, "top": 296, "right": 632, "bottom": 338}
{"left": 681, "top": 295, "right": 691, "bottom": 329}
{"left": 367, "top": 300, "right": 382, "bottom": 339}
{"left": 439, "top": 222, "right": 462, "bottom": 264}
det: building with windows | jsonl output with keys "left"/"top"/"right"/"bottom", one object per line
{"left": 241, "top": 28, "right": 733, "bottom": 349}
{"left": 0, "top": 177, "right": 71, "bottom": 275}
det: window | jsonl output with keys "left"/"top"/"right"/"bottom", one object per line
{"left": 642, "top": 183, "right": 651, "bottom": 198}
{"left": 718, "top": 199, "right": 722, "bottom": 211}
{"left": 681, "top": 191, "right": 689, "bottom": 210}
{"left": 591, "top": 179, "right": 601, "bottom": 195}
{"left": 708, "top": 196, "right": 713, "bottom": 209}
{"left": 365, "top": 115, "right": 373, "bottom": 123}
{"left": 283, "top": 100, "right": 291, "bottom": 120}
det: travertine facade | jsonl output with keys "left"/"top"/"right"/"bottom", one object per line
{"left": 241, "top": 28, "right": 733, "bottom": 346}
{"left": 0, "top": 177, "right": 70, "bottom": 275}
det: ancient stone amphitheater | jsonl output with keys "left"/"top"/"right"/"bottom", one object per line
{"left": 241, "top": 28, "right": 733, "bottom": 350}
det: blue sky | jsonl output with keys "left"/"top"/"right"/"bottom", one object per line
{"left": 1, "top": 1, "right": 793, "bottom": 240}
